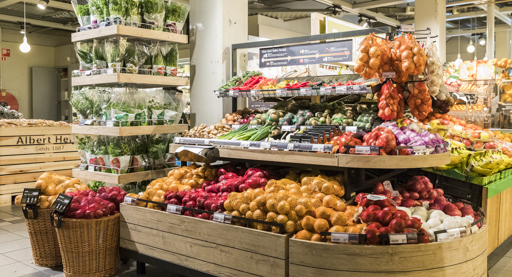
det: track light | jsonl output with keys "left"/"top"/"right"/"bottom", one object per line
{"left": 479, "top": 36, "right": 486, "bottom": 46}
{"left": 37, "top": 0, "right": 48, "bottom": 9}
{"left": 467, "top": 40, "right": 475, "bottom": 53}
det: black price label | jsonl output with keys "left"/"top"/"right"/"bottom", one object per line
{"left": 51, "top": 193, "right": 73, "bottom": 213}
{"left": 21, "top": 188, "right": 40, "bottom": 205}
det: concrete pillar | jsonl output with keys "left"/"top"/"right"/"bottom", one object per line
{"left": 487, "top": 3, "right": 495, "bottom": 60}
{"left": 414, "top": 0, "right": 446, "bottom": 62}
{"left": 189, "top": 0, "right": 248, "bottom": 126}
{"left": 496, "top": 29, "right": 511, "bottom": 59}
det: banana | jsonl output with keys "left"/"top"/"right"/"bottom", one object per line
{"left": 470, "top": 163, "right": 493, "bottom": 176}
{"left": 435, "top": 165, "right": 455, "bottom": 170}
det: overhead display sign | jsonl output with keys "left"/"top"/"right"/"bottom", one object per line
{"left": 259, "top": 40, "right": 353, "bottom": 68}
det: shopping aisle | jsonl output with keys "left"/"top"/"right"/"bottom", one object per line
{"left": 0, "top": 205, "right": 180, "bottom": 277}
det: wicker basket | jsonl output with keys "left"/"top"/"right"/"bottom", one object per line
{"left": 25, "top": 208, "right": 62, "bottom": 267}
{"left": 55, "top": 213, "right": 120, "bottom": 277}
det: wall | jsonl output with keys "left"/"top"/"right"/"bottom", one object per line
{"left": 248, "top": 15, "right": 311, "bottom": 39}
{"left": 446, "top": 37, "right": 486, "bottom": 62}
{"left": 54, "top": 44, "right": 77, "bottom": 68}
{"left": 0, "top": 41, "right": 55, "bottom": 118}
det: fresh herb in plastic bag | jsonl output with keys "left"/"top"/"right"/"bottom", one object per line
{"left": 75, "top": 4, "right": 91, "bottom": 27}
{"left": 92, "top": 39, "right": 107, "bottom": 73}
{"left": 152, "top": 42, "right": 165, "bottom": 76}
{"left": 163, "top": 89, "right": 185, "bottom": 125}
{"left": 148, "top": 134, "right": 169, "bottom": 169}
{"left": 108, "top": 137, "right": 132, "bottom": 174}
{"left": 162, "top": 42, "right": 178, "bottom": 76}
{"left": 76, "top": 135, "right": 93, "bottom": 168}
{"left": 146, "top": 88, "right": 164, "bottom": 125}
{"left": 123, "top": 41, "right": 149, "bottom": 74}
{"left": 105, "top": 37, "right": 127, "bottom": 73}
{"left": 74, "top": 41, "right": 93, "bottom": 71}
{"left": 89, "top": 0, "right": 104, "bottom": 27}
{"left": 124, "top": 0, "right": 141, "bottom": 26}
{"left": 164, "top": 0, "right": 189, "bottom": 33}
{"left": 140, "top": 40, "right": 154, "bottom": 74}
{"left": 111, "top": 88, "right": 134, "bottom": 126}
{"left": 131, "top": 136, "right": 148, "bottom": 172}
{"left": 70, "top": 88, "right": 94, "bottom": 119}
{"left": 141, "top": 0, "right": 165, "bottom": 31}
{"left": 109, "top": 0, "right": 124, "bottom": 24}
{"left": 94, "top": 136, "right": 110, "bottom": 172}
{"left": 133, "top": 89, "right": 148, "bottom": 126}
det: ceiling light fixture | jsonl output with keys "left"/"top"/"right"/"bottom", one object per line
{"left": 37, "top": 0, "right": 48, "bottom": 10}
{"left": 479, "top": 36, "right": 486, "bottom": 46}
{"left": 467, "top": 39, "right": 475, "bottom": 53}
{"left": 19, "top": 1, "right": 30, "bottom": 53}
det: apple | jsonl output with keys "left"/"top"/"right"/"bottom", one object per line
{"left": 462, "top": 139, "right": 472, "bottom": 147}
{"left": 470, "top": 132, "right": 480, "bottom": 139}
{"left": 474, "top": 142, "right": 484, "bottom": 149}
{"left": 440, "top": 119, "right": 450, "bottom": 126}
{"left": 485, "top": 142, "right": 496, "bottom": 149}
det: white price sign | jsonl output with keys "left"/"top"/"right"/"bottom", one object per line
{"left": 389, "top": 234, "right": 408, "bottom": 244}
{"left": 383, "top": 181, "right": 393, "bottom": 192}
{"left": 123, "top": 196, "right": 136, "bottom": 205}
{"left": 212, "top": 212, "right": 232, "bottom": 224}
{"left": 300, "top": 87, "right": 312, "bottom": 96}
{"left": 331, "top": 233, "right": 349, "bottom": 243}
{"left": 320, "top": 87, "right": 332, "bottom": 95}
{"left": 312, "top": 144, "right": 324, "bottom": 152}
{"left": 240, "top": 141, "right": 251, "bottom": 148}
{"left": 345, "top": 126, "right": 357, "bottom": 133}
{"left": 366, "top": 194, "right": 387, "bottom": 201}
{"left": 335, "top": 86, "right": 347, "bottom": 94}
{"left": 287, "top": 143, "right": 295, "bottom": 150}
{"left": 382, "top": 71, "right": 396, "bottom": 78}
{"left": 355, "top": 146, "right": 371, "bottom": 154}
{"left": 88, "top": 165, "right": 95, "bottom": 172}
{"left": 166, "top": 204, "right": 183, "bottom": 214}
{"left": 250, "top": 90, "right": 260, "bottom": 97}
{"left": 106, "top": 120, "right": 114, "bottom": 127}
{"left": 260, "top": 142, "right": 271, "bottom": 149}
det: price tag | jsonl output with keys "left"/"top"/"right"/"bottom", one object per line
{"left": 78, "top": 119, "right": 86, "bottom": 126}
{"left": 312, "top": 144, "right": 324, "bottom": 152}
{"left": 166, "top": 204, "right": 183, "bottom": 214}
{"left": 106, "top": 120, "right": 114, "bottom": 127}
{"left": 250, "top": 90, "right": 260, "bottom": 97}
{"left": 413, "top": 145, "right": 427, "bottom": 152}
{"left": 212, "top": 212, "right": 232, "bottom": 224}
{"left": 79, "top": 164, "right": 87, "bottom": 170}
{"left": 84, "top": 119, "right": 93, "bottom": 125}
{"left": 366, "top": 194, "right": 387, "bottom": 201}
{"left": 240, "top": 141, "right": 251, "bottom": 148}
{"left": 465, "top": 215, "right": 475, "bottom": 223}
{"left": 232, "top": 90, "right": 239, "bottom": 97}
{"left": 331, "top": 233, "right": 349, "bottom": 243}
{"left": 300, "top": 87, "right": 312, "bottom": 96}
{"left": 21, "top": 188, "right": 41, "bottom": 205}
{"left": 231, "top": 124, "right": 240, "bottom": 130}
{"left": 346, "top": 85, "right": 354, "bottom": 94}
{"left": 382, "top": 71, "right": 396, "bottom": 78}
{"left": 249, "top": 125, "right": 260, "bottom": 129}
{"left": 276, "top": 89, "right": 287, "bottom": 97}
{"left": 345, "top": 126, "right": 357, "bottom": 133}
{"left": 355, "top": 146, "right": 371, "bottom": 154}
{"left": 228, "top": 90, "right": 234, "bottom": 97}
{"left": 123, "top": 196, "right": 137, "bottom": 205}
{"left": 406, "top": 232, "right": 418, "bottom": 243}
{"left": 335, "top": 86, "right": 347, "bottom": 95}
{"left": 320, "top": 87, "right": 332, "bottom": 95}
{"left": 391, "top": 190, "right": 400, "bottom": 197}
{"left": 383, "top": 181, "right": 393, "bottom": 192}
{"left": 389, "top": 234, "right": 408, "bottom": 244}
{"left": 287, "top": 143, "right": 295, "bottom": 150}
{"left": 88, "top": 164, "right": 95, "bottom": 172}
{"left": 281, "top": 125, "right": 296, "bottom": 132}
{"left": 447, "top": 228, "right": 461, "bottom": 239}
{"left": 260, "top": 142, "right": 271, "bottom": 149}
{"left": 51, "top": 193, "right": 73, "bottom": 213}
{"left": 203, "top": 139, "right": 210, "bottom": 145}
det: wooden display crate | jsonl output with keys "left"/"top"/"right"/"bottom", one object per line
{"left": 72, "top": 73, "right": 189, "bottom": 87}
{"left": 0, "top": 127, "right": 79, "bottom": 205}
{"left": 72, "top": 168, "right": 171, "bottom": 184}
{"left": 72, "top": 124, "right": 188, "bottom": 136}
{"left": 120, "top": 204, "right": 289, "bottom": 277}
{"left": 289, "top": 225, "right": 488, "bottom": 277}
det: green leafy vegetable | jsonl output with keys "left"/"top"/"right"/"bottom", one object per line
{"left": 77, "top": 4, "right": 90, "bottom": 17}
{"left": 88, "top": 181, "right": 105, "bottom": 192}
{"left": 164, "top": 2, "right": 188, "bottom": 23}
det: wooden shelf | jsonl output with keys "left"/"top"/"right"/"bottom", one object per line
{"left": 72, "top": 168, "right": 170, "bottom": 184}
{"left": 170, "top": 144, "right": 451, "bottom": 169}
{"left": 72, "top": 73, "right": 188, "bottom": 87}
{"left": 337, "top": 151, "right": 451, "bottom": 169}
{"left": 72, "top": 124, "right": 188, "bottom": 136}
{"left": 0, "top": 126, "right": 72, "bottom": 136}
{"left": 71, "top": 25, "right": 188, "bottom": 44}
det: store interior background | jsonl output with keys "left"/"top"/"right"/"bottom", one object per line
{"left": 0, "top": 0, "right": 511, "bottom": 121}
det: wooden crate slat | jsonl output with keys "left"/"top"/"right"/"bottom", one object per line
{"left": 120, "top": 204, "right": 288, "bottom": 259}
{"left": 289, "top": 225, "right": 487, "bottom": 274}
{"left": 0, "top": 169, "right": 72, "bottom": 185}
{"left": 0, "top": 135, "right": 73, "bottom": 146}
{"left": 0, "top": 145, "right": 77, "bottom": 156}
{"left": 121, "top": 224, "right": 286, "bottom": 277}
{"left": 71, "top": 124, "right": 188, "bottom": 136}
{"left": 0, "top": 127, "right": 72, "bottom": 136}
{"left": 120, "top": 240, "right": 257, "bottom": 277}
{"left": 0, "top": 152, "right": 80, "bottom": 166}
{"left": 72, "top": 168, "right": 171, "bottom": 184}
{"left": 0, "top": 195, "right": 12, "bottom": 206}
{"left": 71, "top": 25, "right": 188, "bottom": 44}
{"left": 72, "top": 74, "right": 189, "bottom": 87}
{"left": 0, "top": 182, "right": 36, "bottom": 195}
{"left": 484, "top": 188, "right": 501, "bottom": 255}
{"left": 337, "top": 152, "right": 451, "bottom": 169}
{"left": 0, "top": 161, "right": 78, "bottom": 175}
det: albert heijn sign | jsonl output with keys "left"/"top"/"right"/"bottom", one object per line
{"left": 1, "top": 48, "right": 10, "bottom": 61}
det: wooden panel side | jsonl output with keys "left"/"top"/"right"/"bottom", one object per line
{"left": 484, "top": 189, "right": 501, "bottom": 255}
{"left": 0, "top": 170, "right": 72, "bottom": 185}
{"left": 120, "top": 240, "right": 257, "bottom": 277}
{"left": 120, "top": 204, "right": 288, "bottom": 259}
{"left": 0, "top": 127, "right": 72, "bottom": 136}
{"left": 0, "top": 195, "right": 12, "bottom": 206}
{"left": 498, "top": 187, "right": 512, "bottom": 245}
{"left": 0, "top": 152, "right": 80, "bottom": 166}
{"left": 221, "top": 148, "right": 338, "bottom": 166}
{"left": 289, "top": 252, "right": 486, "bottom": 277}
{"left": 121, "top": 223, "right": 286, "bottom": 277}
{"left": 337, "top": 152, "right": 451, "bottom": 169}
{"left": 289, "top": 225, "right": 487, "bottom": 272}
{"left": 0, "top": 145, "right": 77, "bottom": 156}
{"left": 0, "top": 161, "right": 78, "bottom": 175}
{"left": 0, "top": 182, "right": 38, "bottom": 195}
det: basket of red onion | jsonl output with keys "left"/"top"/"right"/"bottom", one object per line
{"left": 53, "top": 187, "right": 126, "bottom": 277}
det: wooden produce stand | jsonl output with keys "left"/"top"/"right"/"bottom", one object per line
{"left": 120, "top": 204, "right": 288, "bottom": 277}
{"left": 0, "top": 126, "right": 79, "bottom": 206}
{"left": 288, "top": 225, "right": 488, "bottom": 277}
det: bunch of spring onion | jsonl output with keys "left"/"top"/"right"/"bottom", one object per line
{"left": 217, "top": 124, "right": 274, "bottom": 141}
